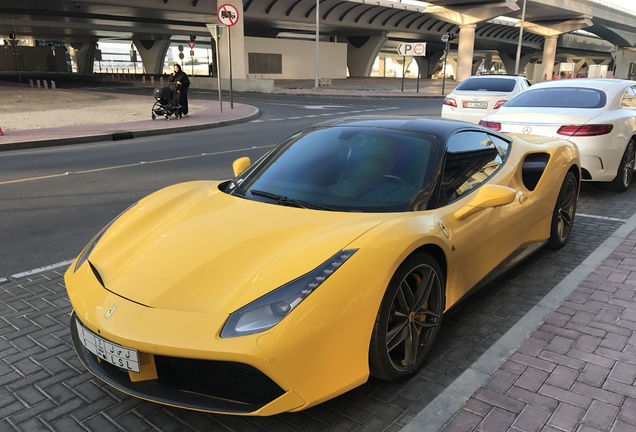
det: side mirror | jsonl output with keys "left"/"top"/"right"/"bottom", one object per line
{"left": 232, "top": 157, "right": 251, "bottom": 177}
{"left": 454, "top": 185, "right": 517, "bottom": 221}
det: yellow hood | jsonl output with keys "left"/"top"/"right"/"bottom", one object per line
{"left": 86, "top": 181, "right": 395, "bottom": 314}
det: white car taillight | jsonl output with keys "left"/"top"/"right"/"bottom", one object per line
{"left": 443, "top": 97, "right": 457, "bottom": 108}
{"left": 557, "top": 124, "right": 614, "bottom": 137}
{"left": 479, "top": 120, "right": 501, "bottom": 131}
{"left": 493, "top": 100, "right": 507, "bottom": 109}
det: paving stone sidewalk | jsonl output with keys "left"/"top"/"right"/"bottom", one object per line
{"left": 408, "top": 227, "right": 636, "bottom": 432}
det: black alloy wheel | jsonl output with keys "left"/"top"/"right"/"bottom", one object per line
{"left": 547, "top": 171, "right": 578, "bottom": 249}
{"left": 609, "top": 139, "right": 635, "bottom": 192}
{"left": 369, "top": 252, "right": 444, "bottom": 381}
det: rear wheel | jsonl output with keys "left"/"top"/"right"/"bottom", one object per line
{"left": 547, "top": 171, "right": 578, "bottom": 249}
{"left": 608, "top": 139, "right": 635, "bottom": 192}
{"left": 369, "top": 252, "right": 444, "bottom": 381}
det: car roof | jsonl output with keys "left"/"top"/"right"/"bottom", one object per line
{"left": 313, "top": 116, "right": 498, "bottom": 138}
{"left": 465, "top": 75, "right": 523, "bottom": 79}
{"left": 527, "top": 78, "right": 636, "bottom": 91}
{"left": 309, "top": 117, "right": 514, "bottom": 151}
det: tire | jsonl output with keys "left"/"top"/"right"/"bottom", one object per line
{"left": 369, "top": 252, "right": 444, "bottom": 381}
{"left": 608, "top": 139, "right": 635, "bottom": 192}
{"left": 547, "top": 171, "right": 578, "bottom": 249}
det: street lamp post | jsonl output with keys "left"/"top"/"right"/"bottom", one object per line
{"left": 315, "top": 0, "right": 319, "bottom": 89}
{"left": 514, "top": 0, "right": 527, "bottom": 75}
{"left": 441, "top": 33, "right": 454, "bottom": 95}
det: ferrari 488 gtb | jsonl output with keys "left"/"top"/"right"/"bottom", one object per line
{"left": 65, "top": 117, "right": 580, "bottom": 416}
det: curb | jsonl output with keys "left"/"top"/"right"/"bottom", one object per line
{"left": 0, "top": 106, "right": 260, "bottom": 152}
{"left": 400, "top": 210, "right": 636, "bottom": 431}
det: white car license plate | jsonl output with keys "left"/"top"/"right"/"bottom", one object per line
{"left": 463, "top": 101, "right": 488, "bottom": 109}
{"left": 76, "top": 321, "right": 140, "bottom": 372}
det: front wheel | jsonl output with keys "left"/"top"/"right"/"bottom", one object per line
{"left": 547, "top": 171, "right": 578, "bottom": 249}
{"left": 608, "top": 139, "right": 635, "bottom": 192}
{"left": 369, "top": 252, "right": 444, "bottom": 381}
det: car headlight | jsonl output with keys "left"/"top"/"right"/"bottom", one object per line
{"left": 221, "top": 249, "right": 358, "bottom": 338}
{"left": 74, "top": 203, "right": 137, "bottom": 272}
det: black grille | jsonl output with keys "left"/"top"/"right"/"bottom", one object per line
{"left": 112, "top": 131, "right": 134, "bottom": 141}
{"left": 154, "top": 356, "right": 285, "bottom": 405}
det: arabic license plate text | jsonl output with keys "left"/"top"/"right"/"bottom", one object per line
{"left": 76, "top": 321, "right": 140, "bottom": 372}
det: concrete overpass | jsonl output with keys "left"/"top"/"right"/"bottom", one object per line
{"left": 1, "top": 0, "right": 636, "bottom": 84}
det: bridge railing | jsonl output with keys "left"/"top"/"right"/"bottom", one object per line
{"left": 590, "top": 0, "right": 636, "bottom": 15}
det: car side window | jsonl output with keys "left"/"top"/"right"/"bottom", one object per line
{"left": 442, "top": 131, "right": 508, "bottom": 202}
{"left": 620, "top": 86, "right": 636, "bottom": 108}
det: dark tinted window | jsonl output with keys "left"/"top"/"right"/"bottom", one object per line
{"left": 455, "top": 77, "right": 516, "bottom": 92}
{"left": 442, "top": 131, "right": 508, "bottom": 202}
{"left": 232, "top": 126, "right": 440, "bottom": 213}
{"left": 506, "top": 87, "right": 607, "bottom": 108}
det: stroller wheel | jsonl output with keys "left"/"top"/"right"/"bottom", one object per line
{"left": 152, "top": 114, "right": 156, "bottom": 120}
{"left": 165, "top": 115, "right": 170, "bottom": 120}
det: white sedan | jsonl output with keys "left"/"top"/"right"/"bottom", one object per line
{"left": 480, "top": 78, "right": 636, "bottom": 192}
{"left": 441, "top": 75, "right": 531, "bottom": 124}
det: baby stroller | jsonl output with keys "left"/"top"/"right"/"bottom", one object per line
{"left": 151, "top": 83, "right": 182, "bottom": 120}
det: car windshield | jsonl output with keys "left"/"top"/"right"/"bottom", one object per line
{"left": 230, "top": 126, "right": 440, "bottom": 213}
{"left": 505, "top": 87, "right": 607, "bottom": 108}
{"left": 455, "top": 77, "right": 516, "bottom": 92}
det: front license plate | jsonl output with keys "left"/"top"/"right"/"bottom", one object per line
{"left": 463, "top": 101, "right": 488, "bottom": 109}
{"left": 75, "top": 321, "right": 140, "bottom": 372}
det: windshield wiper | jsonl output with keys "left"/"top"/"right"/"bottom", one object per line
{"left": 250, "top": 189, "right": 334, "bottom": 211}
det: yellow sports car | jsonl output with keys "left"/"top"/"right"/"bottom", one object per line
{"left": 65, "top": 117, "right": 580, "bottom": 416}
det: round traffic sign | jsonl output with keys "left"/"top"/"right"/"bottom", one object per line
{"left": 414, "top": 43, "right": 426, "bottom": 55}
{"left": 218, "top": 4, "right": 239, "bottom": 27}
{"left": 178, "top": 52, "right": 184, "bottom": 60}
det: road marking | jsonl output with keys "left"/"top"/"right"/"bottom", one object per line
{"left": 0, "top": 145, "right": 275, "bottom": 186}
{"left": 250, "top": 106, "right": 399, "bottom": 123}
{"left": 8, "top": 259, "right": 75, "bottom": 280}
{"left": 577, "top": 213, "right": 628, "bottom": 223}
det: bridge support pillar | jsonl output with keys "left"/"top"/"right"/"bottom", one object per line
{"left": 446, "top": 56, "right": 458, "bottom": 79}
{"left": 456, "top": 24, "right": 476, "bottom": 82}
{"left": 346, "top": 35, "right": 387, "bottom": 77}
{"left": 134, "top": 39, "right": 171, "bottom": 76}
{"left": 540, "top": 35, "right": 558, "bottom": 80}
{"left": 497, "top": 50, "right": 533, "bottom": 76}
{"left": 569, "top": 58, "right": 587, "bottom": 76}
{"left": 414, "top": 51, "right": 443, "bottom": 79}
{"left": 67, "top": 42, "right": 98, "bottom": 74}
{"left": 612, "top": 48, "right": 636, "bottom": 79}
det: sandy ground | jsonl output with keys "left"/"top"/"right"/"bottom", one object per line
{"left": 0, "top": 88, "right": 201, "bottom": 132}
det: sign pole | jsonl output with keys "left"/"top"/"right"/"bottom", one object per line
{"left": 401, "top": 55, "right": 406, "bottom": 92}
{"left": 417, "top": 58, "right": 421, "bottom": 93}
{"left": 206, "top": 23, "right": 224, "bottom": 113}
{"left": 228, "top": 27, "right": 233, "bottom": 109}
{"left": 217, "top": 3, "right": 238, "bottom": 110}
{"left": 442, "top": 40, "right": 449, "bottom": 96}
{"left": 215, "top": 29, "right": 222, "bottom": 113}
